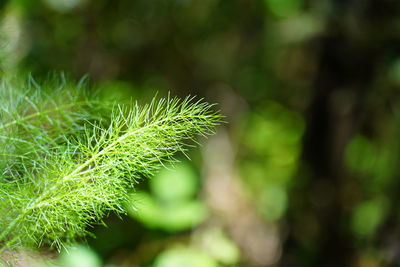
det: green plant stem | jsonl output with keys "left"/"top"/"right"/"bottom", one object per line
{"left": 0, "top": 115, "right": 177, "bottom": 244}
{"left": 0, "top": 101, "right": 95, "bottom": 131}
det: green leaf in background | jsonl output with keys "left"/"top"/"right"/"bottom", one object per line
{"left": 127, "top": 192, "right": 207, "bottom": 232}
{"left": 153, "top": 246, "right": 218, "bottom": 267}
{"left": 58, "top": 246, "right": 102, "bottom": 267}
{"left": 351, "top": 197, "right": 388, "bottom": 237}
{"left": 265, "top": 0, "right": 302, "bottom": 18}
{"left": 197, "top": 228, "right": 240, "bottom": 265}
{"left": 42, "top": 0, "right": 87, "bottom": 12}
{"left": 345, "top": 135, "right": 395, "bottom": 191}
{"left": 345, "top": 135, "right": 378, "bottom": 174}
{"left": 239, "top": 102, "right": 303, "bottom": 222}
{"left": 389, "top": 59, "right": 400, "bottom": 86}
{"left": 260, "top": 185, "right": 288, "bottom": 221}
{"left": 36, "top": 245, "right": 102, "bottom": 267}
{"left": 151, "top": 163, "right": 198, "bottom": 202}
{"left": 126, "top": 162, "right": 207, "bottom": 232}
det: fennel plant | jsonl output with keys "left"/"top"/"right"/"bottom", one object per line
{"left": 0, "top": 76, "right": 221, "bottom": 256}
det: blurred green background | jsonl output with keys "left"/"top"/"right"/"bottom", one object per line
{"left": 2, "top": 0, "right": 400, "bottom": 266}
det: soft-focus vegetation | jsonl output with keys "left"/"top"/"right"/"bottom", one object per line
{"left": 1, "top": 0, "right": 400, "bottom": 266}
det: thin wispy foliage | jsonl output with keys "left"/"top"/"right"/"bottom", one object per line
{"left": 0, "top": 76, "right": 221, "bottom": 255}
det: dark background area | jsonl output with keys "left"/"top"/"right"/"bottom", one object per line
{"left": 2, "top": 0, "right": 400, "bottom": 266}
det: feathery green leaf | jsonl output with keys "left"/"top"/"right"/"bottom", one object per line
{"left": 0, "top": 77, "right": 221, "bottom": 254}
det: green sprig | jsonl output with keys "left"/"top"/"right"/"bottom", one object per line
{"left": 0, "top": 76, "right": 221, "bottom": 254}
